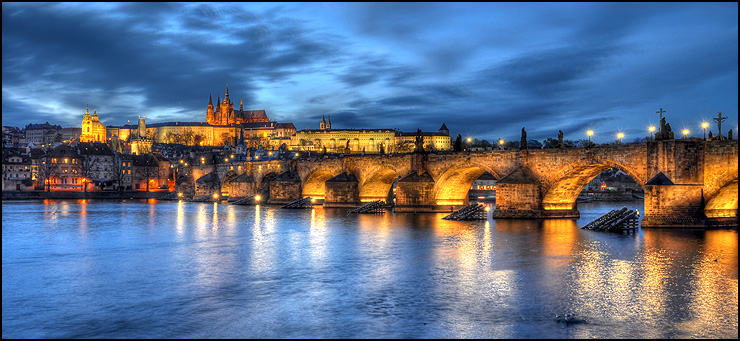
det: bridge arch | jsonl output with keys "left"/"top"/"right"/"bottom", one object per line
{"left": 541, "top": 157, "right": 644, "bottom": 211}
{"left": 358, "top": 167, "right": 401, "bottom": 203}
{"left": 705, "top": 175, "right": 738, "bottom": 218}
{"left": 433, "top": 161, "right": 502, "bottom": 206}
{"left": 257, "top": 171, "right": 281, "bottom": 202}
{"left": 301, "top": 169, "right": 340, "bottom": 200}
{"left": 220, "top": 170, "right": 239, "bottom": 197}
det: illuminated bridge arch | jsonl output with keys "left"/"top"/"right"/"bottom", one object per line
{"left": 220, "top": 170, "right": 239, "bottom": 197}
{"left": 433, "top": 161, "right": 502, "bottom": 206}
{"left": 358, "top": 167, "right": 401, "bottom": 203}
{"left": 705, "top": 173, "right": 738, "bottom": 218}
{"left": 541, "top": 158, "right": 645, "bottom": 211}
{"left": 301, "top": 169, "right": 341, "bottom": 200}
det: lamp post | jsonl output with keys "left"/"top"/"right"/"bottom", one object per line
{"left": 587, "top": 130, "right": 593, "bottom": 145}
{"left": 702, "top": 122, "right": 708, "bottom": 140}
{"left": 498, "top": 139, "right": 505, "bottom": 150}
{"left": 683, "top": 129, "right": 689, "bottom": 140}
{"left": 617, "top": 132, "right": 624, "bottom": 144}
{"left": 649, "top": 126, "right": 655, "bottom": 141}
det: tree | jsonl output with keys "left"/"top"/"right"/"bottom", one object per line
{"left": 543, "top": 138, "right": 559, "bottom": 148}
{"left": 394, "top": 140, "right": 415, "bottom": 153}
{"left": 527, "top": 139, "right": 543, "bottom": 149}
{"left": 109, "top": 153, "right": 125, "bottom": 191}
{"left": 453, "top": 134, "right": 463, "bottom": 152}
{"left": 220, "top": 132, "right": 232, "bottom": 146}
{"left": 78, "top": 154, "right": 100, "bottom": 194}
{"left": 134, "top": 154, "right": 158, "bottom": 192}
{"left": 37, "top": 158, "right": 60, "bottom": 192}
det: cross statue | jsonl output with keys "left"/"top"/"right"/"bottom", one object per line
{"left": 656, "top": 107, "right": 666, "bottom": 120}
{"left": 713, "top": 112, "right": 727, "bottom": 139}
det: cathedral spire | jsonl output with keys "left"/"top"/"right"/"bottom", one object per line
{"left": 240, "top": 95, "right": 243, "bottom": 111}
{"left": 83, "top": 104, "right": 91, "bottom": 120}
{"left": 209, "top": 93, "right": 213, "bottom": 105}
{"left": 224, "top": 83, "right": 230, "bottom": 103}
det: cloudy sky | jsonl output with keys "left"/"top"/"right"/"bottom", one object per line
{"left": 2, "top": 2, "right": 737, "bottom": 143}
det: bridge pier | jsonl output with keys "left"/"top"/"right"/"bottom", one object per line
{"left": 324, "top": 172, "right": 360, "bottom": 208}
{"left": 641, "top": 172, "right": 708, "bottom": 227}
{"left": 268, "top": 171, "right": 302, "bottom": 205}
{"left": 490, "top": 166, "right": 580, "bottom": 219}
{"left": 394, "top": 171, "right": 438, "bottom": 212}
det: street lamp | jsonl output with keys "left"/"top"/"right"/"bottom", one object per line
{"left": 498, "top": 139, "right": 504, "bottom": 149}
{"left": 649, "top": 126, "right": 655, "bottom": 141}
{"left": 617, "top": 132, "right": 624, "bottom": 144}
{"left": 683, "top": 129, "right": 690, "bottom": 139}
{"left": 702, "top": 122, "right": 709, "bottom": 140}
{"left": 587, "top": 130, "right": 593, "bottom": 145}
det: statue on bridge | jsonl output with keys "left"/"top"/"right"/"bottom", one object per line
{"left": 414, "top": 129, "right": 425, "bottom": 153}
{"left": 558, "top": 130, "right": 564, "bottom": 148}
{"left": 520, "top": 127, "right": 527, "bottom": 150}
{"left": 654, "top": 108, "right": 675, "bottom": 140}
{"left": 713, "top": 112, "right": 728, "bottom": 140}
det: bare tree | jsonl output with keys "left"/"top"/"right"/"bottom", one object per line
{"left": 37, "top": 158, "right": 60, "bottom": 192}
{"left": 134, "top": 154, "right": 159, "bottom": 192}
{"left": 108, "top": 153, "right": 125, "bottom": 191}
{"left": 78, "top": 154, "right": 100, "bottom": 194}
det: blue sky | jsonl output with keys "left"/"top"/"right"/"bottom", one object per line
{"left": 2, "top": 2, "right": 737, "bottom": 143}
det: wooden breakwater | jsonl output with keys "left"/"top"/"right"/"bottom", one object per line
{"left": 348, "top": 200, "right": 386, "bottom": 214}
{"left": 442, "top": 203, "right": 487, "bottom": 221}
{"left": 282, "top": 197, "right": 314, "bottom": 209}
{"left": 581, "top": 207, "right": 640, "bottom": 232}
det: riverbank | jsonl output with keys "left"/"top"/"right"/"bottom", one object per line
{"left": 2, "top": 190, "right": 166, "bottom": 200}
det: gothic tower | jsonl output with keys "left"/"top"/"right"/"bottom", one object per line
{"left": 207, "top": 94, "right": 214, "bottom": 125}
{"left": 320, "top": 115, "right": 326, "bottom": 130}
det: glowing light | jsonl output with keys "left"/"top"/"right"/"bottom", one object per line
{"left": 649, "top": 126, "right": 655, "bottom": 132}
{"left": 213, "top": 193, "right": 219, "bottom": 199}
{"left": 178, "top": 192, "right": 183, "bottom": 197}
{"left": 467, "top": 137, "right": 472, "bottom": 143}
{"left": 702, "top": 122, "right": 709, "bottom": 129}
{"left": 683, "top": 129, "right": 690, "bottom": 138}
{"left": 587, "top": 130, "right": 593, "bottom": 136}
{"left": 498, "top": 139, "right": 504, "bottom": 145}
{"left": 255, "top": 195, "right": 261, "bottom": 201}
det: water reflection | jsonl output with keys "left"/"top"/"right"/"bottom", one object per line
{"left": 1, "top": 200, "right": 736, "bottom": 339}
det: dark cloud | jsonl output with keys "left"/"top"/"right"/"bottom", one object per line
{"left": 2, "top": 3, "right": 737, "bottom": 144}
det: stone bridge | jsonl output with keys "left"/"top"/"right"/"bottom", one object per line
{"left": 182, "top": 139, "right": 737, "bottom": 227}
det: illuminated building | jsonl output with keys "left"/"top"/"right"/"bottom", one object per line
{"left": 80, "top": 105, "right": 107, "bottom": 143}
{"left": 291, "top": 120, "right": 451, "bottom": 154}
{"left": 207, "top": 85, "right": 270, "bottom": 126}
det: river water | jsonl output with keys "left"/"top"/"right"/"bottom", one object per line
{"left": 2, "top": 199, "right": 737, "bottom": 339}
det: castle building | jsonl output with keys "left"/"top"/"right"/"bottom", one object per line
{"left": 130, "top": 115, "right": 154, "bottom": 155}
{"left": 290, "top": 118, "right": 451, "bottom": 154}
{"left": 207, "top": 85, "right": 270, "bottom": 126}
{"left": 80, "top": 105, "right": 107, "bottom": 143}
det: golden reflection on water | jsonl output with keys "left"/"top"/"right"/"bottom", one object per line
{"left": 176, "top": 200, "right": 185, "bottom": 234}
{"left": 212, "top": 202, "right": 219, "bottom": 230}
{"left": 78, "top": 199, "right": 88, "bottom": 235}
{"left": 309, "top": 208, "right": 328, "bottom": 265}
{"left": 684, "top": 230, "right": 739, "bottom": 337}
